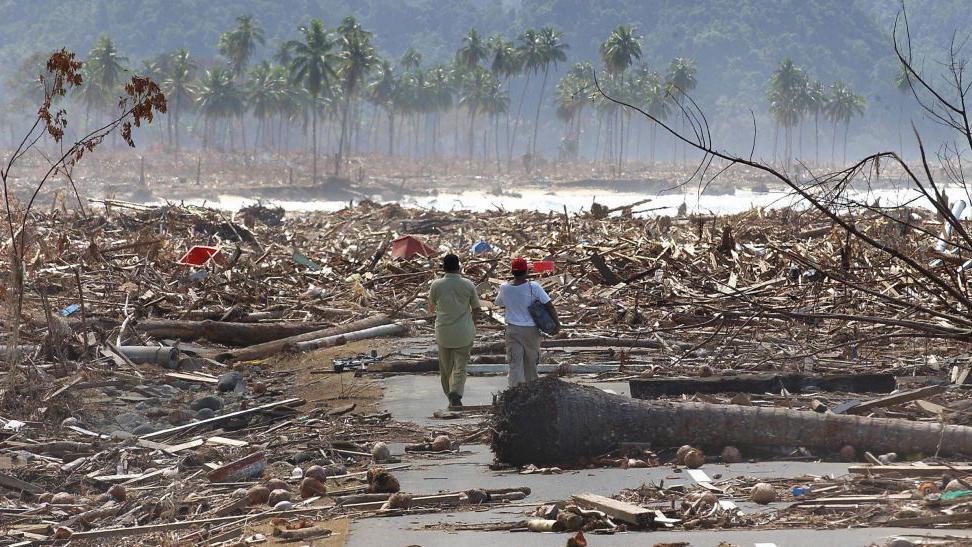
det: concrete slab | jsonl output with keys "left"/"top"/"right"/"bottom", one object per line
{"left": 349, "top": 516, "right": 972, "bottom": 547}
{"left": 349, "top": 442, "right": 879, "bottom": 546}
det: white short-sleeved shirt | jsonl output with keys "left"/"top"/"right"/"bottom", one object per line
{"left": 495, "top": 281, "right": 551, "bottom": 327}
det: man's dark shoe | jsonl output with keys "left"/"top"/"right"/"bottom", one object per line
{"left": 448, "top": 393, "right": 463, "bottom": 407}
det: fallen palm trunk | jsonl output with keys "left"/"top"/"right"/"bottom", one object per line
{"left": 218, "top": 315, "right": 391, "bottom": 361}
{"left": 135, "top": 319, "right": 334, "bottom": 346}
{"left": 492, "top": 377, "right": 972, "bottom": 466}
{"left": 629, "top": 372, "right": 896, "bottom": 398}
{"left": 292, "top": 323, "right": 407, "bottom": 352}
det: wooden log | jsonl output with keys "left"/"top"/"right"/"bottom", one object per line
{"left": 629, "top": 372, "right": 896, "bottom": 398}
{"left": 841, "top": 384, "right": 948, "bottom": 415}
{"left": 220, "top": 315, "right": 391, "bottom": 362}
{"left": 135, "top": 319, "right": 334, "bottom": 346}
{"left": 292, "top": 323, "right": 406, "bottom": 352}
{"left": 0, "top": 473, "right": 44, "bottom": 494}
{"left": 492, "top": 377, "right": 972, "bottom": 466}
{"left": 571, "top": 493, "right": 654, "bottom": 526}
{"left": 848, "top": 464, "right": 972, "bottom": 477}
{"left": 343, "top": 493, "right": 462, "bottom": 510}
{"left": 273, "top": 526, "right": 332, "bottom": 540}
{"left": 140, "top": 398, "right": 301, "bottom": 439}
{"left": 590, "top": 253, "right": 622, "bottom": 285}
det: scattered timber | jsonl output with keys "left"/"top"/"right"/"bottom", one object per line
{"left": 219, "top": 315, "right": 391, "bottom": 361}
{"left": 628, "top": 372, "right": 897, "bottom": 398}
{"left": 838, "top": 384, "right": 948, "bottom": 415}
{"left": 292, "top": 323, "right": 407, "bottom": 352}
{"left": 133, "top": 319, "right": 335, "bottom": 346}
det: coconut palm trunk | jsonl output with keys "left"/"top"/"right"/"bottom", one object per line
{"left": 531, "top": 66, "right": 549, "bottom": 158}
{"left": 311, "top": 107, "right": 319, "bottom": 183}
{"left": 336, "top": 96, "right": 351, "bottom": 176}
{"left": 387, "top": 110, "right": 395, "bottom": 156}
{"left": 492, "top": 377, "right": 972, "bottom": 466}
{"left": 509, "top": 74, "right": 531, "bottom": 161}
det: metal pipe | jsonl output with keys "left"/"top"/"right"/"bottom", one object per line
{"left": 116, "top": 345, "right": 180, "bottom": 369}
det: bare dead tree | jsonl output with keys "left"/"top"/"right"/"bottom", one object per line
{"left": 593, "top": 7, "right": 972, "bottom": 343}
{"left": 2, "top": 50, "right": 166, "bottom": 379}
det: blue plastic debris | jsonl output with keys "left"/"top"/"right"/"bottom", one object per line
{"left": 293, "top": 252, "right": 321, "bottom": 271}
{"left": 791, "top": 485, "right": 811, "bottom": 497}
{"left": 471, "top": 240, "right": 492, "bottom": 254}
{"left": 60, "top": 304, "right": 81, "bottom": 317}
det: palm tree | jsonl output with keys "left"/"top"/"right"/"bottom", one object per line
{"left": 528, "top": 27, "right": 567, "bottom": 159}
{"left": 286, "top": 19, "right": 338, "bottom": 183}
{"left": 665, "top": 57, "right": 697, "bottom": 163}
{"left": 425, "top": 64, "right": 454, "bottom": 156}
{"left": 248, "top": 60, "right": 287, "bottom": 148}
{"left": 161, "top": 48, "right": 197, "bottom": 156}
{"left": 600, "top": 25, "right": 642, "bottom": 171}
{"left": 643, "top": 70, "right": 670, "bottom": 164}
{"left": 488, "top": 35, "right": 521, "bottom": 164}
{"left": 555, "top": 65, "right": 591, "bottom": 160}
{"left": 510, "top": 28, "right": 540, "bottom": 161}
{"left": 335, "top": 16, "right": 379, "bottom": 175}
{"left": 273, "top": 41, "right": 294, "bottom": 67}
{"left": 218, "top": 14, "right": 265, "bottom": 77}
{"left": 368, "top": 60, "right": 399, "bottom": 155}
{"left": 195, "top": 65, "right": 244, "bottom": 150}
{"left": 805, "top": 79, "right": 827, "bottom": 165}
{"left": 767, "top": 59, "right": 806, "bottom": 165}
{"left": 81, "top": 36, "right": 128, "bottom": 130}
{"left": 827, "top": 80, "right": 866, "bottom": 166}
{"left": 456, "top": 28, "right": 489, "bottom": 70}
{"left": 400, "top": 48, "right": 422, "bottom": 72}
{"left": 141, "top": 54, "right": 170, "bottom": 146}
{"left": 459, "top": 67, "right": 501, "bottom": 160}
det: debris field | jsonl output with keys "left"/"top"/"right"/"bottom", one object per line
{"left": 2, "top": 197, "right": 972, "bottom": 545}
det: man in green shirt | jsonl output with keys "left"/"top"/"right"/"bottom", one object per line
{"left": 428, "top": 254, "right": 481, "bottom": 407}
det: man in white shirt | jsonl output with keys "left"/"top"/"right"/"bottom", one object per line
{"left": 494, "top": 257, "right": 560, "bottom": 386}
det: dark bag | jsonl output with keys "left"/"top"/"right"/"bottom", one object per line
{"left": 527, "top": 282, "right": 558, "bottom": 334}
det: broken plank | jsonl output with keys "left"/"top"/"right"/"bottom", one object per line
{"left": 206, "top": 436, "right": 248, "bottom": 448}
{"left": 165, "top": 372, "right": 219, "bottom": 384}
{"left": 571, "top": 492, "right": 654, "bottom": 526}
{"left": 140, "top": 398, "right": 301, "bottom": 439}
{"left": 66, "top": 425, "right": 110, "bottom": 439}
{"left": 843, "top": 384, "right": 948, "bottom": 415}
{"left": 914, "top": 399, "right": 951, "bottom": 416}
{"left": 44, "top": 376, "right": 82, "bottom": 401}
{"left": 166, "top": 439, "right": 206, "bottom": 453}
{"left": 136, "top": 439, "right": 177, "bottom": 453}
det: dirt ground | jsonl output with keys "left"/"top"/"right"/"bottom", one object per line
{"left": 270, "top": 338, "right": 407, "bottom": 414}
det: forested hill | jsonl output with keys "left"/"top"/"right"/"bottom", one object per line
{"left": 0, "top": 0, "right": 965, "bottom": 151}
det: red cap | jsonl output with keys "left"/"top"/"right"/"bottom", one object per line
{"left": 511, "top": 257, "right": 529, "bottom": 273}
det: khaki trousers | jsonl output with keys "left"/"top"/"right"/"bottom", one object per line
{"left": 437, "top": 344, "right": 471, "bottom": 397}
{"left": 506, "top": 324, "right": 541, "bottom": 386}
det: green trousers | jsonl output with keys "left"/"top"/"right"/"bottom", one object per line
{"left": 437, "top": 343, "right": 471, "bottom": 397}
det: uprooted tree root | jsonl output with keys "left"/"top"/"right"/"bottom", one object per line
{"left": 491, "top": 377, "right": 575, "bottom": 466}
